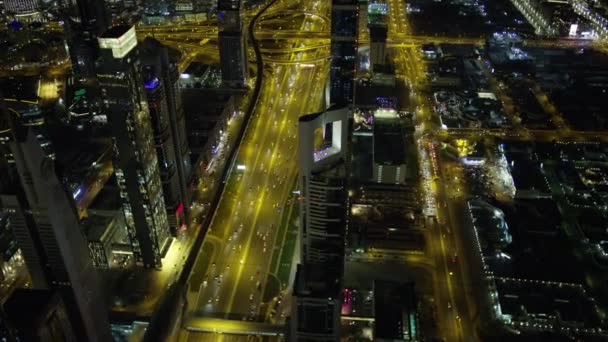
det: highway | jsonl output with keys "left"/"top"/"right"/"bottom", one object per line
{"left": 179, "top": 0, "right": 330, "bottom": 340}
{"left": 385, "top": 0, "right": 476, "bottom": 340}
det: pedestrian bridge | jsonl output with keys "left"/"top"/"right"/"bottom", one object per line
{"left": 185, "top": 317, "right": 285, "bottom": 336}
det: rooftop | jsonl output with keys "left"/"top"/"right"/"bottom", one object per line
{"left": 99, "top": 25, "right": 133, "bottom": 39}
{"left": 374, "top": 280, "right": 418, "bottom": 341}
{"left": 373, "top": 118, "right": 405, "bottom": 165}
{"left": 355, "top": 84, "right": 400, "bottom": 109}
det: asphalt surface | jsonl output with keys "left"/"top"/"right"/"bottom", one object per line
{"left": 177, "top": 0, "right": 331, "bottom": 340}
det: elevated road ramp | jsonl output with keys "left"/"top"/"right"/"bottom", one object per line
{"left": 185, "top": 317, "right": 285, "bottom": 336}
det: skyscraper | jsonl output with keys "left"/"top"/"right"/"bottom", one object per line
{"left": 97, "top": 25, "right": 171, "bottom": 268}
{"left": 0, "top": 79, "right": 55, "bottom": 289}
{"left": 64, "top": 0, "right": 110, "bottom": 77}
{"left": 330, "top": 0, "right": 359, "bottom": 106}
{"left": 291, "top": 106, "right": 349, "bottom": 340}
{"left": 5, "top": 123, "right": 111, "bottom": 341}
{"left": 141, "top": 38, "right": 192, "bottom": 233}
{"left": 218, "top": 0, "right": 248, "bottom": 88}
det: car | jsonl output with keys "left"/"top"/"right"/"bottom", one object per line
{"left": 249, "top": 294, "right": 254, "bottom": 301}
{"left": 452, "top": 254, "right": 458, "bottom": 263}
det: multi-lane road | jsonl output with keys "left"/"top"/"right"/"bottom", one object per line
{"left": 385, "top": 0, "right": 477, "bottom": 340}
{"left": 179, "top": 0, "right": 330, "bottom": 339}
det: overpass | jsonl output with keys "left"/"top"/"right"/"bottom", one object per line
{"left": 185, "top": 317, "right": 285, "bottom": 336}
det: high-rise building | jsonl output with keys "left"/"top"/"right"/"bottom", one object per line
{"left": 330, "top": 0, "right": 359, "bottom": 106}
{"left": 218, "top": 0, "right": 248, "bottom": 88}
{"left": 291, "top": 106, "right": 348, "bottom": 340}
{"left": 2, "top": 288, "right": 77, "bottom": 342}
{"left": 65, "top": 0, "right": 109, "bottom": 34}
{"left": 97, "top": 25, "right": 171, "bottom": 268}
{"left": 218, "top": 0, "right": 243, "bottom": 35}
{"left": 141, "top": 38, "right": 192, "bottom": 233}
{"left": 372, "top": 109, "right": 406, "bottom": 185}
{"left": 373, "top": 281, "right": 420, "bottom": 341}
{"left": 64, "top": 0, "right": 110, "bottom": 77}
{"left": 369, "top": 24, "right": 388, "bottom": 73}
{"left": 0, "top": 77, "right": 54, "bottom": 160}
{"left": 3, "top": 0, "right": 39, "bottom": 14}
{"left": 0, "top": 78, "right": 55, "bottom": 288}
{"left": 5, "top": 123, "right": 111, "bottom": 341}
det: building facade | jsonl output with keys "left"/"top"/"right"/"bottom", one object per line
{"left": 330, "top": 0, "right": 359, "bottom": 106}
{"left": 372, "top": 109, "right": 406, "bottom": 185}
{"left": 291, "top": 107, "right": 348, "bottom": 340}
{"left": 97, "top": 25, "right": 170, "bottom": 268}
{"left": 0, "top": 79, "right": 56, "bottom": 288}
{"left": 7, "top": 126, "right": 111, "bottom": 341}
{"left": 141, "top": 38, "right": 192, "bottom": 233}
{"left": 3, "top": 0, "right": 39, "bottom": 14}
{"left": 218, "top": 0, "right": 248, "bottom": 88}
{"left": 64, "top": 0, "right": 110, "bottom": 77}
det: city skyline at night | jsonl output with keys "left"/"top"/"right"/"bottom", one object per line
{"left": 0, "top": 0, "right": 608, "bottom": 341}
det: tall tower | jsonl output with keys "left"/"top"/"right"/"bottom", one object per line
{"left": 218, "top": 0, "right": 248, "bottom": 88}
{"left": 64, "top": 0, "right": 110, "bottom": 77}
{"left": 0, "top": 79, "right": 55, "bottom": 289}
{"left": 330, "top": 0, "right": 359, "bottom": 106}
{"left": 141, "top": 38, "right": 192, "bottom": 233}
{"left": 291, "top": 106, "right": 348, "bottom": 340}
{"left": 97, "top": 25, "right": 171, "bottom": 268}
{"left": 6, "top": 123, "right": 111, "bottom": 341}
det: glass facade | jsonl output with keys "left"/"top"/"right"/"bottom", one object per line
{"left": 97, "top": 27, "right": 170, "bottom": 268}
{"left": 331, "top": 1, "right": 359, "bottom": 105}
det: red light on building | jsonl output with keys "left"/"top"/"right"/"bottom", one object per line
{"left": 176, "top": 203, "right": 186, "bottom": 231}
